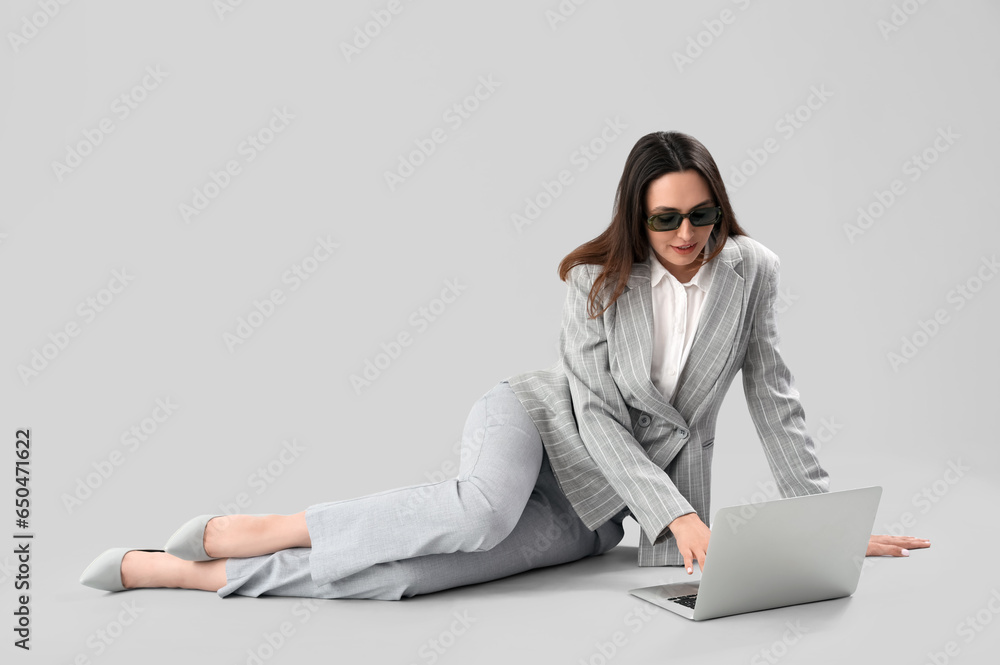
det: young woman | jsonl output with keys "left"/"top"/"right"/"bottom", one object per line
{"left": 80, "top": 131, "right": 929, "bottom": 599}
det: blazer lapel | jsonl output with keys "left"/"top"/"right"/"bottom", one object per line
{"left": 672, "top": 250, "right": 743, "bottom": 422}
{"left": 615, "top": 236, "right": 744, "bottom": 427}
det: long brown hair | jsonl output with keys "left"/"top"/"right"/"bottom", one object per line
{"left": 557, "top": 131, "right": 750, "bottom": 319}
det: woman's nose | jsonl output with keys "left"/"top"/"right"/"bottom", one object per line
{"left": 675, "top": 217, "right": 695, "bottom": 239}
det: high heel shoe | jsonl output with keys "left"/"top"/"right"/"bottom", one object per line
{"left": 164, "top": 514, "right": 221, "bottom": 561}
{"left": 79, "top": 548, "right": 164, "bottom": 592}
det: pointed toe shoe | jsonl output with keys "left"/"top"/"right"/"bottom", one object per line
{"left": 80, "top": 548, "right": 165, "bottom": 592}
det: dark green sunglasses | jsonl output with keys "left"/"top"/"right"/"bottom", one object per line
{"left": 646, "top": 206, "right": 722, "bottom": 232}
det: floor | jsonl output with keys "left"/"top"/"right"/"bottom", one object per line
{"left": 55, "top": 508, "right": 997, "bottom": 665}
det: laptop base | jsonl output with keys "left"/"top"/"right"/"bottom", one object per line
{"left": 629, "top": 581, "right": 701, "bottom": 620}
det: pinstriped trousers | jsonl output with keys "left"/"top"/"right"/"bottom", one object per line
{"left": 216, "top": 380, "right": 627, "bottom": 600}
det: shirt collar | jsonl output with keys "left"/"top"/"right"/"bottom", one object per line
{"left": 647, "top": 233, "right": 717, "bottom": 293}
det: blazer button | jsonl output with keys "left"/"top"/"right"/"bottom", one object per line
{"left": 637, "top": 414, "right": 651, "bottom": 427}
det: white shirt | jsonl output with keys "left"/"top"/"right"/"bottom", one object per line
{"left": 647, "top": 234, "right": 717, "bottom": 404}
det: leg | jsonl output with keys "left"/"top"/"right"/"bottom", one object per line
{"left": 303, "top": 380, "right": 544, "bottom": 585}
{"left": 202, "top": 512, "right": 311, "bottom": 558}
{"left": 114, "top": 517, "right": 305, "bottom": 590}
{"left": 116, "top": 511, "right": 311, "bottom": 590}
{"left": 120, "top": 552, "right": 228, "bottom": 592}
{"left": 175, "top": 381, "right": 536, "bottom": 564}
{"left": 218, "top": 454, "right": 627, "bottom": 600}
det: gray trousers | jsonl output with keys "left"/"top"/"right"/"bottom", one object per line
{"left": 217, "top": 380, "right": 626, "bottom": 600}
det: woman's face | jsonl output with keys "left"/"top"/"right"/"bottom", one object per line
{"left": 644, "top": 170, "right": 717, "bottom": 282}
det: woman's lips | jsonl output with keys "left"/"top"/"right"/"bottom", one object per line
{"left": 672, "top": 243, "right": 696, "bottom": 254}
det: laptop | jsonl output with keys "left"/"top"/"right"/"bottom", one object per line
{"left": 628, "top": 485, "right": 882, "bottom": 621}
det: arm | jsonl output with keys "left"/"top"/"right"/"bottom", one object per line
{"left": 561, "top": 264, "right": 694, "bottom": 545}
{"left": 741, "top": 256, "right": 830, "bottom": 497}
{"left": 741, "top": 258, "right": 935, "bottom": 561}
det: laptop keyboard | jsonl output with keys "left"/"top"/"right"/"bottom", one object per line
{"left": 668, "top": 593, "right": 698, "bottom": 609}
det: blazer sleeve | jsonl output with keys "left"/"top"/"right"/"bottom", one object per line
{"left": 561, "top": 264, "right": 696, "bottom": 545}
{"left": 741, "top": 257, "right": 831, "bottom": 498}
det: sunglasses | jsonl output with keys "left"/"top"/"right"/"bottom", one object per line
{"left": 646, "top": 206, "right": 722, "bottom": 232}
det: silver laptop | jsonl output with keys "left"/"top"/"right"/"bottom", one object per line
{"left": 628, "top": 486, "right": 882, "bottom": 621}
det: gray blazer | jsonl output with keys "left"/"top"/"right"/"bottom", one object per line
{"left": 505, "top": 232, "right": 830, "bottom": 567}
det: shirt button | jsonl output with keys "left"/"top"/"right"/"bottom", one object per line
{"left": 637, "top": 414, "right": 651, "bottom": 427}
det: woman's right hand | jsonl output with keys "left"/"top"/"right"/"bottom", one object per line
{"left": 668, "top": 512, "right": 712, "bottom": 574}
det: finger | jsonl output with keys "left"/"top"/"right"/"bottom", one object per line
{"left": 904, "top": 536, "right": 931, "bottom": 547}
{"left": 683, "top": 553, "right": 693, "bottom": 575}
{"left": 881, "top": 536, "right": 931, "bottom": 549}
{"left": 898, "top": 538, "right": 930, "bottom": 549}
{"left": 869, "top": 543, "right": 911, "bottom": 557}
{"left": 872, "top": 534, "right": 931, "bottom": 545}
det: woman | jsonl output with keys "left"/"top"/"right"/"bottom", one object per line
{"left": 80, "top": 131, "right": 929, "bottom": 599}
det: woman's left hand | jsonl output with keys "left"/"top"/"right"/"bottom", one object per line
{"left": 865, "top": 534, "right": 930, "bottom": 557}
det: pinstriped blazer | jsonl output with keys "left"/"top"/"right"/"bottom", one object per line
{"left": 504, "top": 232, "right": 830, "bottom": 567}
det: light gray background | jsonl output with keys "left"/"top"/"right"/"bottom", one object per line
{"left": 2, "top": 1, "right": 998, "bottom": 663}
